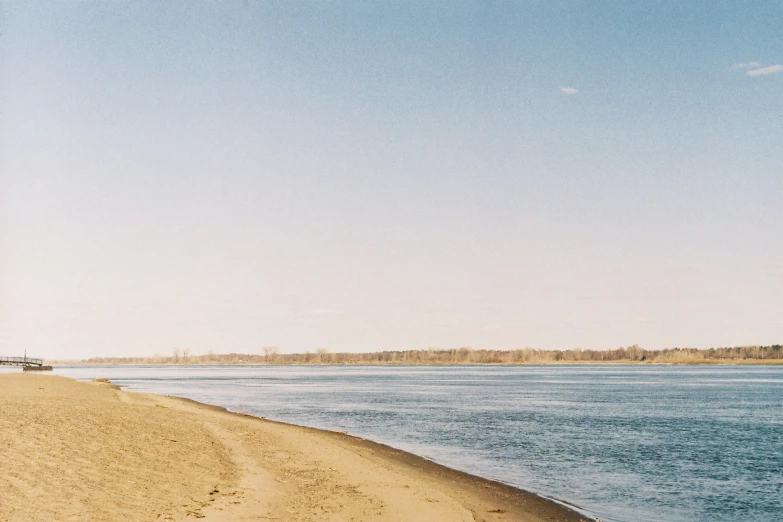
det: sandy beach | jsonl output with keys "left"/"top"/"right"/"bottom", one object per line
{"left": 1, "top": 374, "right": 587, "bottom": 522}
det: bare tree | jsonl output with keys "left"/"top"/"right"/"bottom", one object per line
{"left": 263, "top": 346, "right": 279, "bottom": 362}
{"left": 316, "top": 347, "right": 330, "bottom": 363}
{"left": 627, "top": 344, "right": 642, "bottom": 361}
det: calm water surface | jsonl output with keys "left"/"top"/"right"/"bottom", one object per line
{"left": 40, "top": 365, "right": 783, "bottom": 521}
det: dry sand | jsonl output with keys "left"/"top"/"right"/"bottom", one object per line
{"left": 1, "top": 374, "right": 589, "bottom": 522}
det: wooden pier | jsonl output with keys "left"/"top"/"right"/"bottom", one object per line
{"left": 0, "top": 355, "right": 52, "bottom": 371}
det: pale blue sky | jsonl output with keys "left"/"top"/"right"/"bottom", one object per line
{"left": 1, "top": 2, "right": 781, "bottom": 358}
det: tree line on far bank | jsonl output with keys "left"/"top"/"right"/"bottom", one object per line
{"left": 60, "top": 344, "right": 783, "bottom": 365}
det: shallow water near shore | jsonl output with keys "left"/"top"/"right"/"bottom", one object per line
{"left": 36, "top": 364, "right": 783, "bottom": 522}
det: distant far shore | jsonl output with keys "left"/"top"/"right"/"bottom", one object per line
{"left": 47, "top": 344, "right": 783, "bottom": 366}
{"left": 47, "top": 360, "right": 783, "bottom": 366}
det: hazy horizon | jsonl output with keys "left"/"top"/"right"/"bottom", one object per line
{"left": 2, "top": 2, "right": 781, "bottom": 360}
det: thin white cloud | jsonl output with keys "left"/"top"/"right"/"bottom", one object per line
{"left": 560, "top": 87, "right": 579, "bottom": 95}
{"left": 730, "top": 61, "right": 761, "bottom": 70}
{"left": 747, "top": 64, "right": 783, "bottom": 77}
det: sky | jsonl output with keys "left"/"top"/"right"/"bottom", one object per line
{"left": 1, "top": 1, "right": 781, "bottom": 359}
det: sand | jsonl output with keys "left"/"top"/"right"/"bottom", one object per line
{"left": 1, "top": 374, "right": 588, "bottom": 522}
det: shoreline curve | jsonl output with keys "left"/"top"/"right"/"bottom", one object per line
{"left": 167, "top": 394, "right": 597, "bottom": 521}
{"left": 2, "top": 373, "right": 593, "bottom": 522}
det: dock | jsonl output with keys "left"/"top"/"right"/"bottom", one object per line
{"left": 0, "top": 356, "right": 52, "bottom": 371}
